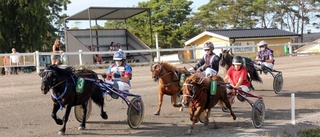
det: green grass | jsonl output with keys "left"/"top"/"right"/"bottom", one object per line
{"left": 297, "top": 128, "right": 320, "bottom": 137}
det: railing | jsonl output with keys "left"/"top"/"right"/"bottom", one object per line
{"left": 0, "top": 41, "right": 319, "bottom": 74}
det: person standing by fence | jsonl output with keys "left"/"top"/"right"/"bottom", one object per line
{"left": 3, "top": 56, "right": 11, "bottom": 75}
{"left": 10, "top": 48, "right": 20, "bottom": 74}
{"left": 51, "top": 39, "right": 63, "bottom": 65}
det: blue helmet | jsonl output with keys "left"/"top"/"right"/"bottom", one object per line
{"left": 113, "top": 49, "right": 126, "bottom": 61}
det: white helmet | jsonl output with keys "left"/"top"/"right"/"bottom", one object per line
{"left": 257, "top": 40, "right": 268, "bottom": 46}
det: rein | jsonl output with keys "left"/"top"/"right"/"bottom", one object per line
{"left": 158, "top": 71, "right": 179, "bottom": 87}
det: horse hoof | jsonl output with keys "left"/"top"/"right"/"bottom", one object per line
{"left": 154, "top": 111, "right": 160, "bottom": 115}
{"left": 204, "top": 121, "right": 208, "bottom": 126}
{"left": 101, "top": 112, "right": 108, "bottom": 119}
{"left": 58, "top": 131, "right": 65, "bottom": 136}
{"left": 78, "top": 126, "right": 85, "bottom": 130}
{"left": 57, "top": 120, "right": 63, "bottom": 125}
{"left": 179, "top": 107, "right": 183, "bottom": 112}
{"left": 188, "top": 129, "right": 193, "bottom": 134}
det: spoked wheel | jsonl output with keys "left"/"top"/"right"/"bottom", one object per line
{"left": 198, "top": 110, "right": 206, "bottom": 123}
{"left": 74, "top": 99, "right": 93, "bottom": 122}
{"left": 127, "top": 97, "right": 144, "bottom": 129}
{"left": 251, "top": 99, "right": 265, "bottom": 128}
{"left": 273, "top": 73, "right": 283, "bottom": 94}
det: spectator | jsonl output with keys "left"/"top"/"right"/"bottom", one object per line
{"left": 3, "top": 56, "right": 11, "bottom": 75}
{"left": 92, "top": 45, "right": 104, "bottom": 64}
{"left": 116, "top": 43, "right": 121, "bottom": 51}
{"left": 10, "top": 48, "right": 20, "bottom": 74}
{"left": 51, "top": 39, "right": 63, "bottom": 65}
{"left": 109, "top": 42, "right": 115, "bottom": 51}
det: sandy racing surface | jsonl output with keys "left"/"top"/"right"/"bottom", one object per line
{"left": 0, "top": 55, "right": 320, "bottom": 137}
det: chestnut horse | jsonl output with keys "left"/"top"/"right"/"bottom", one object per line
{"left": 220, "top": 49, "right": 262, "bottom": 90}
{"left": 150, "top": 62, "right": 189, "bottom": 115}
{"left": 40, "top": 64, "right": 107, "bottom": 135}
{"left": 181, "top": 72, "right": 236, "bottom": 133}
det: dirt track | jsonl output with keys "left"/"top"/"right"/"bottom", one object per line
{"left": 0, "top": 55, "right": 320, "bottom": 137}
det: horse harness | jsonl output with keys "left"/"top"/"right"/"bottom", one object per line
{"left": 41, "top": 69, "right": 95, "bottom": 110}
{"left": 151, "top": 63, "right": 180, "bottom": 87}
{"left": 183, "top": 81, "right": 212, "bottom": 110}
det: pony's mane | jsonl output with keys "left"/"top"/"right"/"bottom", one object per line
{"left": 160, "top": 61, "right": 177, "bottom": 72}
{"left": 52, "top": 65, "right": 74, "bottom": 76}
{"left": 186, "top": 73, "right": 224, "bottom": 89}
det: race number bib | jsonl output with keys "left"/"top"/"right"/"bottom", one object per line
{"left": 76, "top": 77, "right": 85, "bottom": 94}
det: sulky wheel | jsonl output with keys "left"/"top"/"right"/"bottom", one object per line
{"left": 127, "top": 97, "right": 144, "bottom": 129}
{"left": 74, "top": 99, "right": 93, "bottom": 122}
{"left": 273, "top": 73, "right": 283, "bottom": 94}
{"left": 251, "top": 99, "right": 265, "bottom": 128}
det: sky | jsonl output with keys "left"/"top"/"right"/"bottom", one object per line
{"left": 63, "top": 0, "right": 209, "bottom": 28}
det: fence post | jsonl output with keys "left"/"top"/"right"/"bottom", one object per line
{"left": 318, "top": 41, "right": 320, "bottom": 53}
{"left": 79, "top": 50, "right": 83, "bottom": 66}
{"left": 288, "top": 42, "right": 292, "bottom": 57}
{"left": 291, "top": 93, "right": 295, "bottom": 125}
{"left": 155, "top": 33, "right": 160, "bottom": 62}
{"left": 35, "top": 51, "right": 40, "bottom": 73}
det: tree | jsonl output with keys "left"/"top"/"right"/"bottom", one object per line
{"left": 0, "top": 0, "right": 70, "bottom": 53}
{"left": 125, "top": 0, "right": 199, "bottom": 50}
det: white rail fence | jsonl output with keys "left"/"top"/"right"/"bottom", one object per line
{"left": 0, "top": 41, "right": 319, "bottom": 74}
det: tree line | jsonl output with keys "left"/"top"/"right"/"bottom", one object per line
{"left": 0, "top": 0, "right": 319, "bottom": 53}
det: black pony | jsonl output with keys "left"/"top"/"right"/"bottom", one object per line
{"left": 219, "top": 49, "right": 262, "bottom": 90}
{"left": 40, "top": 64, "right": 107, "bottom": 135}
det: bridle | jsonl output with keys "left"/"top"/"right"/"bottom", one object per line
{"left": 221, "top": 51, "right": 233, "bottom": 68}
{"left": 151, "top": 63, "right": 178, "bottom": 86}
{"left": 182, "top": 76, "right": 206, "bottom": 100}
{"left": 41, "top": 69, "right": 57, "bottom": 89}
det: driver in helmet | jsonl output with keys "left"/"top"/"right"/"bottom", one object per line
{"left": 105, "top": 49, "right": 132, "bottom": 92}
{"left": 191, "top": 42, "right": 220, "bottom": 78}
{"left": 224, "top": 56, "right": 250, "bottom": 103}
{"left": 255, "top": 40, "right": 274, "bottom": 72}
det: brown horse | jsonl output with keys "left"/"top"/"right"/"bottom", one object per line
{"left": 181, "top": 72, "right": 236, "bottom": 133}
{"left": 150, "top": 62, "right": 189, "bottom": 115}
{"left": 220, "top": 49, "right": 262, "bottom": 90}
{"left": 40, "top": 64, "right": 107, "bottom": 135}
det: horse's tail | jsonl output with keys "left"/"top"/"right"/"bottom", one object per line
{"left": 248, "top": 65, "right": 262, "bottom": 83}
{"left": 251, "top": 68, "right": 262, "bottom": 83}
{"left": 90, "top": 72, "right": 105, "bottom": 107}
{"left": 245, "top": 58, "right": 262, "bottom": 83}
{"left": 91, "top": 85, "right": 105, "bottom": 107}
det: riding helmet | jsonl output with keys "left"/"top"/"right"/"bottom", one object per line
{"left": 203, "top": 42, "right": 214, "bottom": 50}
{"left": 232, "top": 56, "right": 243, "bottom": 65}
{"left": 113, "top": 49, "right": 126, "bottom": 61}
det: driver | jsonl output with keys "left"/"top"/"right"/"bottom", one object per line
{"left": 191, "top": 42, "right": 220, "bottom": 78}
{"left": 224, "top": 56, "right": 250, "bottom": 103}
{"left": 105, "top": 49, "right": 132, "bottom": 92}
{"left": 255, "top": 41, "right": 274, "bottom": 73}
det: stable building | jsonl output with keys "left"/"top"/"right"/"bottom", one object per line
{"left": 184, "top": 28, "right": 300, "bottom": 59}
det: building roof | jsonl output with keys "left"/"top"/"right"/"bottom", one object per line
{"left": 185, "top": 28, "right": 300, "bottom": 46}
{"left": 65, "top": 7, "right": 150, "bottom": 20}
{"left": 207, "top": 28, "right": 300, "bottom": 39}
{"left": 301, "top": 32, "right": 320, "bottom": 43}
{"left": 295, "top": 38, "right": 320, "bottom": 53}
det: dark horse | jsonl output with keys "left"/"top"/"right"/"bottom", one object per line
{"left": 181, "top": 72, "right": 236, "bottom": 133}
{"left": 40, "top": 64, "right": 107, "bottom": 135}
{"left": 220, "top": 49, "right": 262, "bottom": 90}
{"left": 150, "top": 62, "right": 190, "bottom": 115}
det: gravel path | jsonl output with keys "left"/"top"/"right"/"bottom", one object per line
{"left": 0, "top": 55, "right": 320, "bottom": 136}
